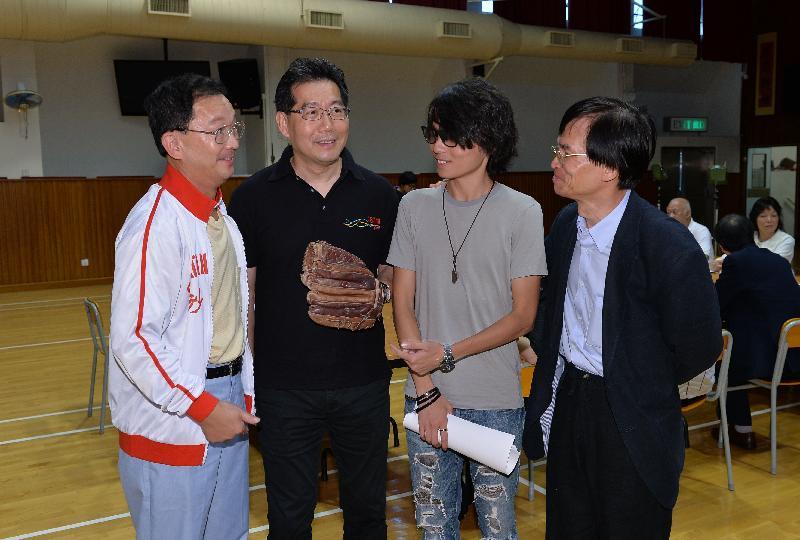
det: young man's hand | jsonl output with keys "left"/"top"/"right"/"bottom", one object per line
{"left": 390, "top": 340, "right": 445, "bottom": 375}
{"left": 417, "top": 395, "right": 453, "bottom": 451}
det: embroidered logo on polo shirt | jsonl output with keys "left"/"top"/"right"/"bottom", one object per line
{"left": 343, "top": 217, "right": 381, "bottom": 230}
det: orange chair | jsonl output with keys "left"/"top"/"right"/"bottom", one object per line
{"left": 728, "top": 318, "right": 800, "bottom": 475}
{"left": 520, "top": 364, "right": 546, "bottom": 501}
{"left": 682, "top": 330, "right": 734, "bottom": 490}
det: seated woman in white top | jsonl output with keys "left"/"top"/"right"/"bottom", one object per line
{"left": 749, "top": 196, "right": 795, "bottom": 264}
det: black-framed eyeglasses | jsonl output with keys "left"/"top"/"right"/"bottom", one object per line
{"left": 184, "top": 121, "right": 245, "bottom": 144}
{"left": 288, "top": 105, "right": 350, "bottom": 121}
{"left": 420, "top": 126, "right": 458, "bottom": 148}
{"left": 551, "top": 145, "right": 587, "bottom": 165}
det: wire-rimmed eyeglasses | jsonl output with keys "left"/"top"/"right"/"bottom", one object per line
{"left": 420, "top": 126, "right": 459, "bottom": 148}
{"left": 184, "top": 121, "right": 245, "bottom": 144}
{"left": 288, "top": 105, "right": 350, "bottom": 121}
{"left": 551, "top": 145, "right": 587, "bottom": 165}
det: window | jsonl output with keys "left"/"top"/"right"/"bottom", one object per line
{"left": 632, "top": 1, "right": 644, "bottom": 36}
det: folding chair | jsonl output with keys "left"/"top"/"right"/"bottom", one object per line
{"left": 728, "top": 318, "right": 800, "bottom": 475}
{"left": 84, "top": 298, "right": 110, "bottom": 434}
{"left": 682, "top": 330, "right": 734, "bottom": 490}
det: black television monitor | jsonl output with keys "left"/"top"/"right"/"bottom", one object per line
{"left": 113, "top": 60, "right": 212, "bottom": 116}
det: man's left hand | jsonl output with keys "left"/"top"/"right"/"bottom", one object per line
{"left": 390, "top": 340, "right": 445, "bottom": 375}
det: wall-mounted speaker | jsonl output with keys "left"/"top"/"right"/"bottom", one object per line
{"left": 218, "top": 58, "right": 262, "bottom": 111}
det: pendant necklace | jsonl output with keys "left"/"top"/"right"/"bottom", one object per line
{"left": 442, "top": 180, "right": 495, "bottom": 283}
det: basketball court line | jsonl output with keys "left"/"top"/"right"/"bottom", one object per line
{"left": 0, "top": 295, "right": 110, "bottom": 309}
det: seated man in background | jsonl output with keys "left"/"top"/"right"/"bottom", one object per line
{"left": 714, "top": 213, "right": 800, "bottom": 449}
{"left": 667, "top": 197, "right": 714, "bottom": 259}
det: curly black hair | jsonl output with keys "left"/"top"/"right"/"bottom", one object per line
{"left": 274, "top": 57, "right": 349, "bottom": 113}
{"left": 143, "top": 73, "right": 228, "bottom": 158}
{"left": 559, "top": 97, "right": 656, "bottom": 189}
{"left": 425, "top": 78, "right": 518, "bottom": 177}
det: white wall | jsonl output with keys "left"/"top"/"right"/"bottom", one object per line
{"left": 0, "top": 40, "right": 44, "bottom": 178}
{"left": 261, "top": 49, "right": 622, "bottom": 174}
{"left": 1, "top": 36, "right": 743, "bottom": 180}
{"left": 633, "top": 60, "right": 743, "bottom": 173}
{"left": 34, "top": 36, "right": 258, "bottom": 177}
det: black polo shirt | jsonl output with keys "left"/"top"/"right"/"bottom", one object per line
{"left": 228, "top": 146, "right": 399, "bottom": 391}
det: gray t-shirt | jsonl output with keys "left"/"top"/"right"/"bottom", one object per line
{"left": 388, "top": 183, "right": 547, "bottom": 409}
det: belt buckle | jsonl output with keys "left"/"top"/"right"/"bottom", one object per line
{"left": 582, "top": 372, "right": 590, "bottom": 379}
{"left": 227, "top": 362, "right": 234, "bottom": 376}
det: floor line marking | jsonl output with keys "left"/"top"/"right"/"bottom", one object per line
{"left": 0, "top": 426, "right": 108, "bottom": 446}
{"left": 687, "top": 401, "right": 800, "bottom": 432}
{"left": 0, "top": 406, "right": 107, "bottom": 425}
{"left": 0, "top": 295, "right": 110, "bottom": 308}
{"left": 2, "top": 512, "right": 130, "bottom": 540}
{"left": 0, "top": 337, "right": 93, "bottom": 351}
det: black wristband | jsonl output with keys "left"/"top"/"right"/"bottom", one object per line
{"left": 416, "top": 386, "right": 440, "bottom": 404}
{"left": 415, "top": 392, "right": 441, "bottom": 413}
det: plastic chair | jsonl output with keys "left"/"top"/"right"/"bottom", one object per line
{"left": 520, "top": 364, "right": 544, "bottom": 501}
{"left": 84, "top": 298, "right": 110, "bottom": 434}
{"left": 727, "top": 318, "right": 800, "bottom": 475}
{"left": 682, "top": 330, "right": 734, "bottom": 490}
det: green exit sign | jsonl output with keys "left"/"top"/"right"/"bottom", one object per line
{"left": 664, "top": 117, "right": 708, "bottom": 132}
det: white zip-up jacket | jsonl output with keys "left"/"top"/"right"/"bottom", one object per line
{"left": 109, "top": 165, "right": 255, "bottom": 466}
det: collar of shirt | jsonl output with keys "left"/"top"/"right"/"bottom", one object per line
{"left": 576, "top": 189, "right": 631, "bottom": 253}
{"left": 159, "top": 163, "right": 223, "bottom": 222}
{"left": 265, "top": 145, "right": 365, "bottom": 184}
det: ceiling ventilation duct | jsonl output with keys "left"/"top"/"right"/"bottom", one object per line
{"left": 0, "top": 0, "right": 697, "bottom": 67}
{"left": 545, "top": 31, "right": 575, "bottom": 48}
{"left": 148, "top": 0, "right": 191, "bottom": 17}
{"left": 305, "top": 9, "right": 344, "bottom": 30}
{"left": 437, "top": 21, "right": 472, "bottom": 39}
{"left": 616, "top": 38, "right": 644, "bottom": 54}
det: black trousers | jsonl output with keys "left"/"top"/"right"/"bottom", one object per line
{"left": 546, "top": 363, "right": 672, "bottom": 539}
{"left": 256, "top": 377, "right": 390, "bottom": 540}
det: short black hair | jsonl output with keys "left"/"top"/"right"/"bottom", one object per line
{"left": 398, "top": 171, "right": 417, "bottom": 186}
{"left": 425, "top": 78, "right": 518, "bottom": 177}
{"left": 274, "top": 57, "right": 349, "bottom": 113}
{"left": 559, "top": 97, "right": 656, "bottom": 189}
{"left": 715, "top": 214, "right": 755, "bottom": 252}
{"left": 143, "top": 73, "right": 228, "bottom": 158}
{"left": 749, "top": 196, "right": 784, "bottom": 232}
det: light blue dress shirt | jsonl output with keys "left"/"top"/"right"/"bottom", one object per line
{"left": 559, "top": 189, "right": 631, "bottom": 376}
{"left": 540, "top": 190, "right": 631, "bottom": 451}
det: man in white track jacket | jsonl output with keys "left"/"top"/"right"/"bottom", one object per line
{"left": 109, "top": 73, "right": 257, "bottom": 539}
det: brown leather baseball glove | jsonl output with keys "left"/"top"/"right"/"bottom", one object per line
{"left": 301, "top": 241, "right": 389, "bottom": 330}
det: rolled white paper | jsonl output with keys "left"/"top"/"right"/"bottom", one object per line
{"left": 403, "top": 412, "right": 521, "bottom": 475}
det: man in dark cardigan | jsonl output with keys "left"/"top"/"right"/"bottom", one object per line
{"left": 523, "top": 97, "right": 722, "bottom": 538}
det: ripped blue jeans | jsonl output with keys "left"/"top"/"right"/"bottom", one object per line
{"left": 405, "top": 397, "right": 524, "bottom": 540}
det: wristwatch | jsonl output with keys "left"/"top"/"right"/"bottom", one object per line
{"left": 439, "top": 343, "right": 456, "bottom": 373}
{"left": 378, "top": 281, "right": 391, "bottom": 304}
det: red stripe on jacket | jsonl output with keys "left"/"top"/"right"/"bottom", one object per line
{"left": 131, "top": 187, "right": 218, "bottom": 419}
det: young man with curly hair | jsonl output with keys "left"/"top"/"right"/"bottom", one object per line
{"left": 389, "top": 78, "right": 547, "bottom": 539}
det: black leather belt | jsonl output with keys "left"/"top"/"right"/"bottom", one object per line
{"left": 206, "top": 357, "right": 243, "bottom": 379}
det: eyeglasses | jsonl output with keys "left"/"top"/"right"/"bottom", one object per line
{"left": 420, "top": 126, "right": 459, "bottom": 148}
{"left": 551, "top": 145, "right": 587, "bottom": 165}
{"left": 184, "top": 121, "right": 245, "bottom": 144}
{"left": 288, "top": 105, "right": 350, "bottom": 121}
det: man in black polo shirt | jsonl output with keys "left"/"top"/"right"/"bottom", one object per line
{"left": 228, "top": 57, "right": 398, "bottom": 540}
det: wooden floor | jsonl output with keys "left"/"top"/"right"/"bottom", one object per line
{"left": 1, "top": 285, "right": 800, "bottom": 539}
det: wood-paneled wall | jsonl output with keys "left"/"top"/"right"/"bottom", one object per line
{"left": 0, "top": 176, "right": 244, "bottom": 289}
{"left": 8, "top": 170, "right": 730, "bottom": 288}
